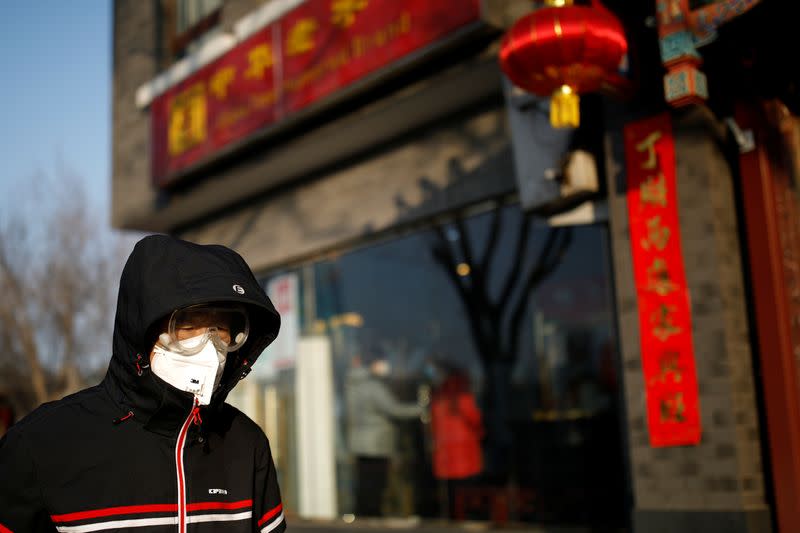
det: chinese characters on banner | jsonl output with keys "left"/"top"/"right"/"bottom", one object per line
{"left": 151, "top": 0, "right": 482, "bottom": 186}
{"left": 624, "top": 113, "right": 701, "bottom": 447}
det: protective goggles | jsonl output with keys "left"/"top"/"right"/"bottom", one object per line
{"left": 159, "top": 304, "right": 249, "bottom": 355}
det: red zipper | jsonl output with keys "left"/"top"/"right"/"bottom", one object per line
{"left": 176, "top": 398, "right": 200, "bottom": 533}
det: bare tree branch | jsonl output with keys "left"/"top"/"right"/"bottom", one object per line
{"left": 0, "top": 167, "right": 129, "bottom": 413}
{"left": 507, "top": 228, "right": 573, "bottom": 358}
{"left": 429, "top": 226, "right": 494, "bottom": 361}
{"left": 498, "top": 213, "right": 533, "bottom": 307}
{"left": 428, "top": 207, "right": 574, "bottom": 366}
{"left": 451, "top": 218, "right": 496, "bottom": 320}
{"left": 453, "top": 217, "right": 476, "bottom": 271}
{"left": 479, "top": 204, "right": 503, "bottom": 279}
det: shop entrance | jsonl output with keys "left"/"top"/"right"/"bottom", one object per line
{"left": 254, "top": 202, "right": 629, "bottom": 530}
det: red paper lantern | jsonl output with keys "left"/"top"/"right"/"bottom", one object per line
{"left": 499, "top": 0, "right": 628, "bottom": 128}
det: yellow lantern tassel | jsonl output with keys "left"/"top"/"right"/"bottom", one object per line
{"left": 550, "top": 85, "right": 579, "bottom": 128}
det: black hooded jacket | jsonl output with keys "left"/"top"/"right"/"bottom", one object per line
{"left": 0, "top": 235, "right": 286, "bottom": 533}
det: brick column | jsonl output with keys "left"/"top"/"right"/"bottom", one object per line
{"left": 605, "top": 106, "right": 773, "bottom": 533}
{"left": 111, "top": 0, "right": 159, "bottom": 227}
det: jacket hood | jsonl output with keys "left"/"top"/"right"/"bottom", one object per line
{"left": 104, "top": 235, "right": 280, "bottom": 431}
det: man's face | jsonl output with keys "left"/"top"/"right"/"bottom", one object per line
{"left": 370, "top": 358, "right": 391, "bottom": 377}
{"left": 150, "top": 305, "right": 247, "bottom": 362}
{"left": 173, "top": 309, "right": 233, "bottom": 345}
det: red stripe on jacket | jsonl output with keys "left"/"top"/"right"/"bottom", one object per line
{"left": 257, "top": 503, "right": 283, "bottom": 527}
{"left": 50, "top": 499, "right": 252, "bottom": 523}
{"left": 188, "top": 500, "right": 253, "bottom": 512}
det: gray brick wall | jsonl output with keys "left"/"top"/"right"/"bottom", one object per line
{"left": 606, "top": 106, "right": 772, "bottom": 532}
{"left": 672, "top": 113, "right": 765, "bottom": 510}
{"left": 112, "top": 0, "right": 158, "bottom": 228}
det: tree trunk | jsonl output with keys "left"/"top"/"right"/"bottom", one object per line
{"left": 483, "top": 359, "right": 514, "bottom": 483}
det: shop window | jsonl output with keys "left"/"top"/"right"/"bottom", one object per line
{"left": 246, "top": 204, "right": 627, "bottom": 529}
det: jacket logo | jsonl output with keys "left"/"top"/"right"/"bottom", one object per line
{"left": 232, "top": 284, "right": 245, "bottom": 295}
{"left": 209, "top": 488, "right": 228, "bottom": 495}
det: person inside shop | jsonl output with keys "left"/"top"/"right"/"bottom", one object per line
{"left": 0, "top": 234, "right": 286, "bottom": 533}
{"left": 429, "top": 359, "right": 484, "bottom": 520}
{"left": 346, "top": 348, "right": 423, "bottom": 517}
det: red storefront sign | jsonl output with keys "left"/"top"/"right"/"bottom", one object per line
{"left": 151, "top": 0, "right": 482, "bottom": 186}
{"left": 624, "top": 113, "right": 701, "bottom": 447}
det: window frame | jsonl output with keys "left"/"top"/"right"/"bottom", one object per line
{"left": 169, "top": 0, "right": 223, "bottom": 57}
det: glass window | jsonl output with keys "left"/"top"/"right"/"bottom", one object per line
{"left": 247, "top": 203, "right": 626, "bottom": 528}
{"left": 176, "top": 0, "right": 222, "bottom": 34}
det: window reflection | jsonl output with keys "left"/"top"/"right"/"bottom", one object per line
{"left": 254, "top": 203, "right": 625, "bottom": 528}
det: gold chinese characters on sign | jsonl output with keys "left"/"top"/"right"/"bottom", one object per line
{"left": 332, "top": 0, "right": 368, "bottom": 28}
{"left": 168, "top": 83, "right": 207, "bottom": 156}
{"left": 624, "top": 112, "right": 701, "bottom": 447}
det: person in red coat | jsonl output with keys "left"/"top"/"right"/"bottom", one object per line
{"left": 430, "top": 370, "right": 484, "bottom": 518}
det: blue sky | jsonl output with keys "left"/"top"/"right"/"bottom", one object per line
{"left": 0, "top": 2, "right": 111, "bottom": 216}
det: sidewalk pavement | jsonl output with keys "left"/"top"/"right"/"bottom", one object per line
{"left": 287, "top": 516, "right": 610, "bottom": 533}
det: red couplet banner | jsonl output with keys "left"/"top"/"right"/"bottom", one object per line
{"left": 151, "top": 0, "right": 482, "bottom": 186}
{"left": 624, "top": 113, "right": 702, "bottom": 447}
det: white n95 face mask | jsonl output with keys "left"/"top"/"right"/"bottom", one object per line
{"left": 151, "top": 334, "right": 227, "bottom": 405}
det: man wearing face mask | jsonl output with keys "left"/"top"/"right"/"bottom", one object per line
{"left": 0, "top": 235, "right": 285, "bottom": 533}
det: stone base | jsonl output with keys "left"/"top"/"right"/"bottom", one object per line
{"left": 634, "top": 508, "right": 773, "bottom": 533}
